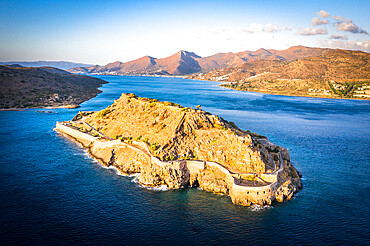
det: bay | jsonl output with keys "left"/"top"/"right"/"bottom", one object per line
{"left": 0, "top": 76, "right": 369, "bottom": 245}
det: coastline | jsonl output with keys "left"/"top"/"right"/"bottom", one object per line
{"left": 0, "top": 104, "right": 80, "bottom": 111}
{"left": 55, "top": 120, "right": 299, "bottom": 206}
{"left": 0, "top": 88, "right": 105, "bottom": 111}
{"left": 218, "top": 83, "right": 370, "bottom": 101}
{"left": 72, "top": 73, "right": 369, "bottom": 101}
{"left": 53, "top": 94, "right": 303, "bottom": 207}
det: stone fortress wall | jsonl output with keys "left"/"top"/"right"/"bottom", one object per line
{"left": 55, "top": 121, "right": 288, "bottom": 206}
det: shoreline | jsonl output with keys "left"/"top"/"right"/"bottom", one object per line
{"left": 0, "top": 104, "right": 80, "bottom": 111}
{"left": 55, "top": 121, "right": 293, "bottom": 206}
{"left": 52, "top": 94, "right": 303, "bottom": 207}
{"left": 218, "top": 84, "right": 370, "bottom": 101}
{"left": 85, "top": 74, "right": 370, "bottom": 101}
{"left": 0, "top": 88, "right": 106, "bottom": 111}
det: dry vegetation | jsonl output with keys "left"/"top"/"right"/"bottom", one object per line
{"left": 189, "top": 49, "right": 370, "bottom": 99}
{"left": 0, "top": 65, "right": 107, "bottom": 108}
{"left": 81, "top": 93, "right": 281, "bottom": 173}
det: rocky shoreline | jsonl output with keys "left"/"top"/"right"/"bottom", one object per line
{"left": 55, "top": 93, "right": 302, "bottom": 206}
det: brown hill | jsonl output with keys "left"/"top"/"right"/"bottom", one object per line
{"left": 70, "top": 50, "right": 202, "bottom": 75}
{"left": 0, "top": 65, "right": 107, "bottom": 109}
{"left": 68, "top": 46, "right": 330, "bottom": 75}
{"left": 189, "top": 49, "right": 370, "bottom": 99}
{"left": 156, "top": 51, "right": 201, "bottom": 75}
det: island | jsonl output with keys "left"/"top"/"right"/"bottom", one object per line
{"left": 0, "top": 65, "right": 107, "bottom": 109}
{"left": 55, "top": 93, "right": 302, "bottom": 206}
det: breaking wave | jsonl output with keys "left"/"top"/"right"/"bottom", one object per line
{"left": 250, "top": 204, "right": 272, "bottom": 211}
{"left": 130, "top": 174, "right": 169, "bottom": 191}
{"left": 108, "top": 166, "right": 126, "bottom": 176}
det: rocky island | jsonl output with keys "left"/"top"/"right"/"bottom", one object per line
{"left": 55, "top": 93, "right": 302, "bottom": 206}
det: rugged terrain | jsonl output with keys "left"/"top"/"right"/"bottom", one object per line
{"left": 56, "top": 93, "right": 302, "bottom": 206}
{"left": 68, "top": 46, "right": 330, "bottom": 76}
{"left": 0, "top": 61, "right": 92, "bottom": 70}
{"left": 0, "top": 65, "right": 107, "bottom": 109}
{"left": 188, "top": 49, "right": 370, "bottom": 99}
{"left": 68, "top": 45, "right": 369, "bottom": 99}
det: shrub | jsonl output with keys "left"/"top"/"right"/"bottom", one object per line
{"left": 142, "top": 138, "right": 148, "bottom": 142}
{"left": 214, "top": 124, "right": 227, "bottom": 130}
{"left": 97, "top": 109, "right": 111, "bottom": 118}
{"left": 150, "top": 143, "right": 158, "bottom": 151}
{"left": 134, "top": 135, "right": 142, "bottom": 141}
{"left": 229, "top": 121, "right": 237, "bottom": 128}
{"left": 149, "top": 102, "right": 156, "bottom": 107}
{"left": 163, "top": 101, "right": 180, "bottom": 107}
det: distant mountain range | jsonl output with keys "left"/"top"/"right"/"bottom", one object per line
{"left": 66, "top": 45, "right": 369, "bottom": 99}
{"left": 0, "top": 61, "right": 93, "bottom": 70}
{"left": 68, "top": 46, "right": 332, "bottom": 75}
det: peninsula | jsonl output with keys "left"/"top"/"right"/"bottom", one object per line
{"left": 55, "top": 93, "right": 302, "bottom": 206}
{"left": 0, "top": 65, "right": 107, "bottom": 109}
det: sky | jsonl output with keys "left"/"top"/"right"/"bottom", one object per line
{"left": 0, "top": 0, "right": 369, "bottom": 65}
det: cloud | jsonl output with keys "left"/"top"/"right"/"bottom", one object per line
{"left": 311, "top": 17, "right": 330, "bottom": 26}
{"left": 298, "top": 27, "right": 327, "bottom": 36}
{"left": 316, "top": 10, "right": 330, "bottom": 18}
{"left": 241, "top": 23, "right": 291, "bottom": 33}
{"left": 332, "top": 15, "right": 345, "bottom": 22}
{"left": 318, "top": 39, "right": 370, "bottom": 52}
{"left": 329, "top": 34, "right": 348, "bottom": 40}
{"left": 334, "top": 19, "right": 368, "bottom": 34}
{"left": 263, "top": 24, "right": 279, "bottom": 33}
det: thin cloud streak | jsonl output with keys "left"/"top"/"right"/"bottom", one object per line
{"left": 329, "top": 34, "right": 348, "bottom": 40}
{"left": 298, "top": 27, "right": 327, "bottom": 36}
{"left": 311, "top": 17, "right": 329, "bottom": 26}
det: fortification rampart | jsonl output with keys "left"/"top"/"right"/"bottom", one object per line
{"left": 55, "top": 121, "right": 285, "bottom": 206}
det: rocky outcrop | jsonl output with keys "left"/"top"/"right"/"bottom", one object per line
{"left": 55, "top": 94, "right": 302, "bottom": 206}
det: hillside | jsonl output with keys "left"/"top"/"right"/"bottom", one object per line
{"left": 68, "top": 46, "right": 329, "bottom": 76}
{"left": 188, "top": 49, "right": 370, "bottom": 99}
{"left": 69, "top": 51, "right": 202, "bottom": 75}
{"left": 56, "top": 93, "right": 302, "bottom": 206}
{"left": 0, "top": 65, "right": 107, "bottom": 109}
{"left": 0, "top": 61, "right": 93, "bottom": 70}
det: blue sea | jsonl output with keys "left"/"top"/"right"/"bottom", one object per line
{"left": 0, "top": 76, "right": 369, "bottom": 245}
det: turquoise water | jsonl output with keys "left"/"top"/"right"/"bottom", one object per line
{"left": 0, "top": 76, "right": 369, "bottom": 245}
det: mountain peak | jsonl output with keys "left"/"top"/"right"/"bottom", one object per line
{"left": 254, "top": 48, "right": 271, "bottom": 54}
{"left": 177, "top": 50, "right": 202, "bottom": 59}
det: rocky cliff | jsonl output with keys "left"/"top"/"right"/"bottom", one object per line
{"left": 56, "top": 93, "right": 302, "bottom": 206}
